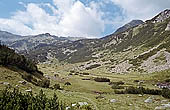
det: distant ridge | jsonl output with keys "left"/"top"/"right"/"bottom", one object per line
{"left": 114, "top": 20, "right": 144, "bottom": 34}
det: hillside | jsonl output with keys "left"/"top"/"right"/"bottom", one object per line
{"left": 0, "top": 44, "right": 51, "bottom": 87}
{"left": 113, "top": 20, "right": 144, "bottom": 34}
{"left": 11, "top": 9, "right": 170, "bottom": 74}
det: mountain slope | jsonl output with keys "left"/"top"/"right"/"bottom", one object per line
{"left": 0, "top": 30, "right": 24, "bottom": 42}
{"left": 0, "top": 44, "right": 51, "bottom": 87}
{"left": 114, "top": 20, "right": 144, "bottom": 34}
{"left": 2, "top": 9, "right": 170, "bottom": 74}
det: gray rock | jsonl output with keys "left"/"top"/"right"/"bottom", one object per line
{"left": 144, "top": 97, "right": 153, "bottom": 103}
{"left": 110, "top": 99, "right": 117, "bottom": 103}
{"left": 138, "top": 94, "right": 143, "bottom": 97}
{"left": 165, "top": 22, "right": 170, "bottom": 31}
{"left": 78, "top": 102, "right": 88, "bottom": 106}
{"left": 155, "top": 106, "right": 166, "bottom": 110}
{"left": 72, "top": 104, "right": 76, "bottom": 107}
{"left": 155, "top": 103, "right": 170, "bottom": 110}
{"left": 161, "top": 100, "right": 168, "bottom": 103}
{"left": 162, "top": 103, "right": 170, "bottom": 108}
{"left": 25, "top": 89, "right": 32, "bottom": 92}
{"left": 3, "top": 82, "right": 9, "bottom": 85}
{"left": 18, "top": 81, "right": 27, "bottom": 85}
{"left": 66, "top": 106, "right": 70, "bottom": 110}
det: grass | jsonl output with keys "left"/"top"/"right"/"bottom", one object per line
{"left": 0, "top": 63, "right": 170, "bottom": 110}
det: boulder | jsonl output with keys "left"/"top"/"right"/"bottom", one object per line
{"left": 155, "top": 106, "right": 166, "bottom": 109}
{"left": 110, "top": 99, "right": 117, "bottom": 103}
{"left": 66, "top": 106, "right": 70, "bottom": 110}
{"left": 3, "top": 82, "right": 9, "bottom": 85}
{"left": 165, "top": 22, "right": 170, "bottom": 31}
{"left": 78, "top": 102, "right": 88, "bottom": 106}
{"left": 155, "top": 103, "right": 170, "bottom": 110}
{"left": 18, "top": 81, "right": 27, "bottom": 85}
{"left": 72, "top": 104, "right": 76, "bottom": 107}
{"left": 138, "top": 94, "right": 143, "bottom": 97}
{"left": 144, "top": 97, "right": 153, "bottom": 103}
{"left": 25, "top": 89, "right": 32, "bottom": 92}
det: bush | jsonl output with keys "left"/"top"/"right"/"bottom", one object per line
{"left": 114, "top": 90, "right": 125, "bottom": 94}
{"left": 109, "top": 81, "right": 124, "bottom": 85}
{"left": 80, "top": 72, "right": 90, "bottom": 75}
{"left": 53, "top": 84, "right": 61, "bottom": 90}
{"left": 65, "top": 82, "right": 71, "bottom": 85}
{"left": 114, "top": 86, "right": 170, "bottom": 98}
{"left": 111, "top": 85, "right": 124, "bottom": 89}
{"left": 162, "top": 88, "right": 170, "bottom": 99}
{"left": 134, "top": 80, "right": 140, "bottom": 83}
{"left": 69, "top": 73, "right": 73, "bottom": 75}
{"left": 125, "top": 86, "right": 143, "bottom": 94}
{"left": 165, "top": 79, "right": 170, "bottom": 82}
{"left": 22, "top": 74, "right": 33, "bottom": 82}
{"left": 94, "top": 77, "right": 110, "bottom": 82}
{"left": 0, "top": 88, "right": 65, "bottom": 110}
{"left": 38, "top": 78, "right": 50, "bottom": 88}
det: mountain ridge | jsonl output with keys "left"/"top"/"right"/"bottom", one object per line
{"left": 1, "top": 9, "right": 170, "bottom": 74}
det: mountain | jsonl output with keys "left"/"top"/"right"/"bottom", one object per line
{"left": 8, "top": 33, "right": 73, "bottom": 52}
{"left": 114, "top": 20, "right": 144, "bottom": 34}
{"left": 0, "top": 44, "right": 50, "bottom": 87}
{"left": 150, "top": 9, "right": 170, "bottom": 23}
{"left": 0, "top": 30, "right": 24, "bottom": 42}
{"left": 2, "top": 9, "right": 170, "bottom": 74}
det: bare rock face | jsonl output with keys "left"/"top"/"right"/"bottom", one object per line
{"left": 165, "top": 22, "right": 170, "bottom": 31}
{"left": 152, "top": 9, "right": 170, "bottom": 23}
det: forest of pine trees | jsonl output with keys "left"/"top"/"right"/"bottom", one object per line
{"left": 0, "top": 44, "right": 41, "bottom": 74}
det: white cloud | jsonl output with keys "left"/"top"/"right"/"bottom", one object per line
{"left": 59, "top": 1, "right": 104, "bottom": 37}
{"left": 111, "top": 0, "right": 170, "bottom": 20}
{"left": 0, "top": 0, "right": 105, "bottom": 38}
{"left": 0, "top": 0, "right": 169, "bottom": 37}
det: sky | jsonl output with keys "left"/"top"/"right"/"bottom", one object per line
{"left": 0, "top": 0, "right": 170, "bottom": 38}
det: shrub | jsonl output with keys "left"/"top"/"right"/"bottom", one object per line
{"left": 69, "top": 73, "right": 73, "bottom": 75}
{"left": 162, "top": 88, "right": 170, "bottom": 99}
{"left": 65, "top": 82, "right": 71, "bottom": 85}
{"left": 38, "top": 78, "right": 50, "bottom": 88}
{"left": 53, "top": 84, "right": 61, "bottom": 90}
{"left": 165, "top": 79, "right": 170, "bottom": 82}
{"left": 22, "top": 74, "right": 33, "bottom": 82}
{"left": 109, "top": 81, "right": 124, "bottom": 85}
{"left": 111, "top": 85, "right": 124, "bottom": 89}
{"left": 0, "top": 88, "right": 65, "bottom": 110}
{"left": 134, "top": 80, "right": 140, "bottom": 83}
{"left": 114, "top": 86, "right": 168, "bottom": 98}
{"left": 125, "top": 86, "right": 143, "bottom": 94}
{"left": 114, "top": 90, "right": 125, "bottom": 94}
{"left": 94, "top": 77, "right": 110, "bottom": 82}
{"left": 80, "top": 72, "right": 90, "bottom": 75}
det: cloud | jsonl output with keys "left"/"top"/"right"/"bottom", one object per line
{"left": 0, "top": 0, "right": 169, "bottom": 37}
{"left": 58, "top": 1, "right": 104, "bottom": 37}
{"left": 0, "top": 0, "right": 105, "bottom": 38}
{"left": 111, "top": 0, "right": 170, "bottom": 20}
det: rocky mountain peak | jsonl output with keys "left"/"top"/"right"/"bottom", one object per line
{"left": 151, "top": 9, "right": 170, "bottom": 23}
{"left": 114, "top": 19, "right": 144, "bottom": 34}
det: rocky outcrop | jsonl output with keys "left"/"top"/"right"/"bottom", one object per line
{"left": 141, "top": 50, "right": 170, "bottom": 73}
{"left": 114, "top": 20, "right": 144, "bottom": 34}
{"left": 152, "top": 9, "right": 170, "bottom": 23}
{"left": 165, "top": 22, "right": 170, "bottom": 31}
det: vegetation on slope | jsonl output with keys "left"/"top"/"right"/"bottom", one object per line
{"left": 0, "top": 44, "right": 51, "bottom": 88}
{"left": 0, "top": 88, "right": 65, "bottom": 110}
{"left": 0, "top": 44, "right": 41, "bottom": 74}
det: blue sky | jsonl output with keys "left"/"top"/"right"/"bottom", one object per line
{"left": 0, "top": 0, "right": 170, "bottom": 38}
